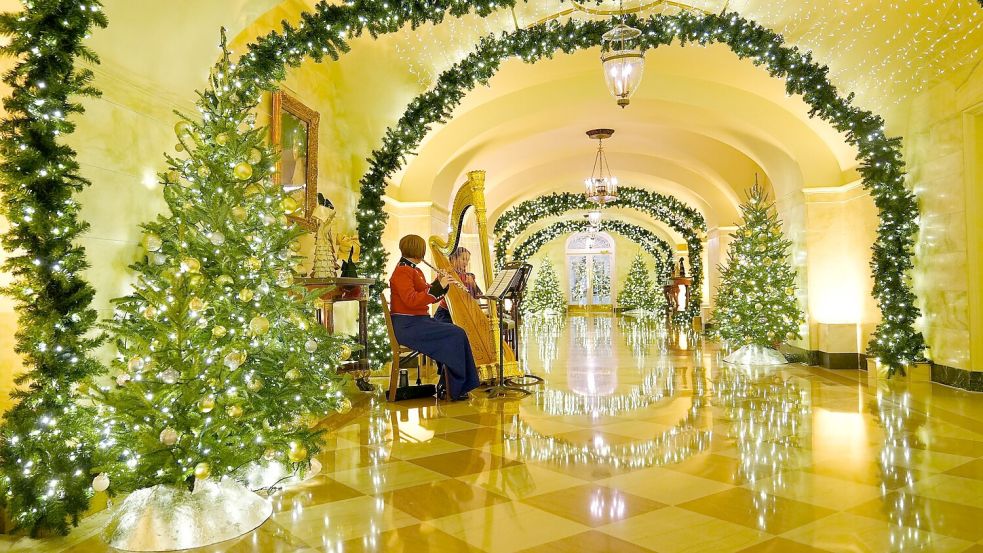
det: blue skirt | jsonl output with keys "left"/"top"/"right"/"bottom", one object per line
{"left": 391, "top": 314, "right": 479, "bottom": 400}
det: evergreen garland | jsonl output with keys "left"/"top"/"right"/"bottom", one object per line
{"left": 510, "top": 220, "right": 672, "bottom": 282}
{"left": 492, "top": 189, "right": 704, "bottom": 318}
{"left": 711, "top": 184, "right": 804, "bottom": 347}
{"left": 522, "top": 258, "right": 566, "bottom": 315}
{"left": 0, "top": 0, "right": 108, "bottom": 536}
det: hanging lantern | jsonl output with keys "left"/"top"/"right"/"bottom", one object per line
{"left": 587, "top": 209, "right": 603, "bottom": 232}
{"left": 584, "top": 129, "right": 619, "bottom": 205}
{"left": 601, "top": 22, "right": 644, "bottom": 108}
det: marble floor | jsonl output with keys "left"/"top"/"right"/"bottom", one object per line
{"left": 11, "top": 314, "right": 983, "bottom": 552}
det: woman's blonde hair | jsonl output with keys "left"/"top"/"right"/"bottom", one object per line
{"left": 398, "top": 235, "right": 427, "bottom": 259}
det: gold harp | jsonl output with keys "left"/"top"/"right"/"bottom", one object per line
{"left": 430, "top": 170, "right": 521, "bottom": 382}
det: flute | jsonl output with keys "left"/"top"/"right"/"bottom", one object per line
{"left": 419, "top": 258, "right": 470, "bottom": 293}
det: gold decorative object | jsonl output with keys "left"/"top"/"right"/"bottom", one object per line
{"left": 271, "top": 90, "right": 319, "bottom": 229}
{"left": 101, "top": 479, "right": 272, "bottom": 551}
{"left": 233, "top": 161, "right": 253, "bottom": 180}
{"left": 248, "top": 316, "right": 270, "bottom": 336}
{"left": 584, "top": 129, "right": 619, "bottom": 204}
{"left": 287, "top": 442, "right": 308, "bottom": 463}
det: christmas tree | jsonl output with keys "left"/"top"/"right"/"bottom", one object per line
{"left": 570, "top": 257, "right": 589, "bottom": 306}
{"left": 591, "top": 260, "right": 611, "bottom": 303}
{"left": 0, "top": 0, "right": 108, "bottom": 536}
{"left": 711, "top": 183, "right": 803, "bottom": 347}
{"left": 92, "top": 38, "right": 349, "bottom": 495}
{"left": 521, "top": 259, "right": 566, "bottom": 316}
{"left": 618, "top": 254, "right": 660, "bottom": 312}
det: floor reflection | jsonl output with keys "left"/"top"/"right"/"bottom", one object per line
{"left": 41, "top": 314, "right": 983, "bottom": 553}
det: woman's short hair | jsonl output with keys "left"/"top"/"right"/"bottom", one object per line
{"left": 399, "top": 235, "right": 427, "bottom": 259}
{"left": 449, "top": 247, "right": 471, "bottom": 260}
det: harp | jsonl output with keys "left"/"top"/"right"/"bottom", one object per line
{"left": 430, "top": 170, "right": 521, "bottom": 382}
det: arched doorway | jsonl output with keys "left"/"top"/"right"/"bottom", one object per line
{"left": 566, "top": 231, "right": 614, "bottom": 312}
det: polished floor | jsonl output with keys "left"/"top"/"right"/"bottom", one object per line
{"left": 10, "top": 314, "right": 983, "bottom": 552}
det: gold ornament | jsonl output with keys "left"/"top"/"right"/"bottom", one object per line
{"left": 304, "top": 339, "right": 318, "bottom": 353}
{"left": 159, "top": 427, "right": 179, "bottom": 446}
{"left": 142, "top": 233, "right": 163, "bottom": 252}
{"left": 142, "top": 305, "right": 157, "bottom": 320}
{"left": 281, "top": 196, "right": 300, "bottom": 214}
{"left": 208, "top": 231, "right": 225, "bottom": 246}
{"left": 215, "top": 132, "right": 229, "bottom": 146}
{"left": 187, "top": 274, "right": 205, "bottom": 288}
{"left": 785, "top": 287, "right": 794, "bottom": 296}
{"left": 285, "top": 368, "right": 301, "bottom": 381}
{"left": 244, "top": 184, "right": 262, "bottom": 197}
{"left": 198, "top": 396, "right": 215, "bottom": 413}
{"left": 246, "top": 257, "right": 262, "bottom": 271}
{"left": 231, "top": 206, "right": 247, "bottom": 223}
{"left": 336, "top": 398, "right": 352, "bottom": 415}
{"left": 234, "top": 162, "right": 253, "bottom": 181}
{"left": 166, "top": 170, "right": 181, "bottom": 184}
{"left": 287, "top": 442, "right": 308, "bottom": 463}
{"left": 180, "top": 258, "right": 201, "bottom": 274}
{"left": 224, "top": 351, "right": 247, "bottom": 370}
{"left": 238, "top": 288, "right": 254, "bottom": 302}
{"left": 175, "top": 142, "right": 185, "bottom": 152}
{"left": 174, "top": 120, "right": 192, "bottom": 137}
{"left": 127, "top": 356, "right": 144, "bottom": 371}
{"left": 339, "top": 344, "right": 352, "bottom": 361}
{"left": 248, "top": 316, "right": 270, "bottom": 336}
{"left": 196, "top": 165, "right": 211, "bottom": 178}
{"left": 212, "top": 325, "right": 227, "bottom": 338}
{"left": 188, "top": 297, "right": 205, "bottom": 312}
{"left": 248, "top": 148, "right": 263, "bottom": 164}
{"left": 263, "top": 448, "right": 277, "bottom": 461}
{"left": 226, "top": 405, "right": 243, "bottom": 418}
{"left": 194, "top": 462, "right": 211, "bottom": 480}
{"left": 288, "top": 240, "right": 302, "bottom": 252}
{"left": 247, "top": 377, "right": 263, "bottom": 391}
{"left": 215, "top": 275, "right": 233, "bottom": 287}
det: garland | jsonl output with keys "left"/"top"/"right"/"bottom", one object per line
{"left": 492, "top": 189, "right": 704, "bottom": 318}
{"left": 510, "top": 219, "right": 672, "bottom": 281}
{"left": 0, "top": 0, "right": 108, "bottom": 536}
{"left": 355, "top": 12, "right": 923, "bottom": 373}
{"left": 494, "top": 188, "right": 705, "bottom": 265}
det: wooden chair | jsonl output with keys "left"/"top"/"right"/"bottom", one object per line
{"left": 380, "top": 293, "right": 425, "bottom": 402}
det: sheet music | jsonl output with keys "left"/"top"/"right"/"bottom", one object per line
{"left": 486, "top": 269, "right": 520, "bottom": 300}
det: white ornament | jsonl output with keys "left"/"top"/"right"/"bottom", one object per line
{"left": 209, "top": 231, "right": 226, "bottom": 246}
{"left": 116, "top": 373, "right": 131, "bottom": 386}
{"left": 92, "top": 473, "right": 110, "bottom": 492}
{"left": 304, "top": 339, "right": 318, "bottom": 353}
{"left": 158, "top": 368, "right": 180, "bottom": 384}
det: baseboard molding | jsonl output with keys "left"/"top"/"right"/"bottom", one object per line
{"left": 778, "top": 344, "right": 866, "bottom": 369}
{"left": 931, "top": 363, "right": 983, "bottom": 392}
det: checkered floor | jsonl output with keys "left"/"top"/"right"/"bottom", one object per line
{"left": 19, "top": 314, "right": 983, "bottom": 552}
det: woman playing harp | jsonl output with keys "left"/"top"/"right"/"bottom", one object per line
{"left": 434, "top": 247, "right": 482, "bottom": 324}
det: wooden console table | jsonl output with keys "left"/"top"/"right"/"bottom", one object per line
{"left": 298, "top": 276, "right": 377, "bottom": 374}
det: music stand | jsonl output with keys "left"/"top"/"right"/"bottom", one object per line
{"left": 481, "top": 267, "right": 530, "bottom": 399}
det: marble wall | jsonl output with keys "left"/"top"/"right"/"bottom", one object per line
{"left": 907, "top": 62, "right": 983, "bottom": 372}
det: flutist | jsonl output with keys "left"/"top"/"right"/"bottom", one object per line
{"left": 388, "top": 235, "right": 480, "bottom": 401}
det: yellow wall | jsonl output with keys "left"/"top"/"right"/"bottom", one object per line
{"left": 908, "top": 62, "right": 983, "bottom": 371}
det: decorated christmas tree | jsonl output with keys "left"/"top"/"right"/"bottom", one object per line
{"left": 591, "top": 260, "right": 611, "bottom": 303}
{"left": 711, "top": 183, "right": 803, "bottom": 350}
{"left": 521, "top": 259, "right": 566, "bottom": 316}
{"left": 0, "top": 0, "right": 108, "bottom": 536}
{"left": 92, "top": 38, "right": 349, "bottom": 496}
{"left": 618, "top": 254, "right": 660, "bottom": 312}
{"left": 570, "top": 257, "right": 589, "bottom": 306}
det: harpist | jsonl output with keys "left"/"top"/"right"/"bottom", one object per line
{"left": 389, "top": 235, "right": 480, "bottom": 400}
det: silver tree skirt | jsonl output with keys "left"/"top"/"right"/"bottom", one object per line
{"left": 102, "top": 478, "right": 272, "bottom": 551}
{"left": 723, "top": 344, "right": 788, "bottom": 366}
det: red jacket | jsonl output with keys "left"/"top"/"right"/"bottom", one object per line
{"left": 389, "top": 259, "right": 447, "bottom": 316}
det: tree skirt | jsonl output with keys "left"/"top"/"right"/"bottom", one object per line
{"left": 723, "top": 344, "right": 788, "bottom": 366}
{"left": 102, "top": 478, "right": 272, "bottom": 551}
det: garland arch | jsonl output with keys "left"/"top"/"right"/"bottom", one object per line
{"left": 492, "top": 189, "right": 705, "bottom": 318}
{"left": 153, "top": 5, "right": 920, "bottom": 373}
{"left": 352, "top": 12, "right": 923, "bottom": 372}
{"left": 509, "top": 220, "right": 673, "bottom": 285}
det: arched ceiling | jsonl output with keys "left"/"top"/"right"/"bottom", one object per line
{"left": 392, "top": 45, "right": 854, "bottom": 229}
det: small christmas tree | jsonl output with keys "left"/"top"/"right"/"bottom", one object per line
{"left": 570, "top": 257, "right": 589, "bottom": 306}
{"left": 521, "top": 259, "right": 566, "bottom": 316}
{"left": 711, "top": 183, "right": 803, "bottom": 348}
{"left": 618, "top": 254, "right": 659, "bottom": 312}
{"left": 92, "top": 37, "right": 349, "bottom": 495}
{"left": 592, "top": 261, "right": 611, "bottom": 303}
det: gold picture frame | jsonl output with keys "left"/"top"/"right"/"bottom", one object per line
{"left": 271, "top": 90, "right": 319, "bottom": 229}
